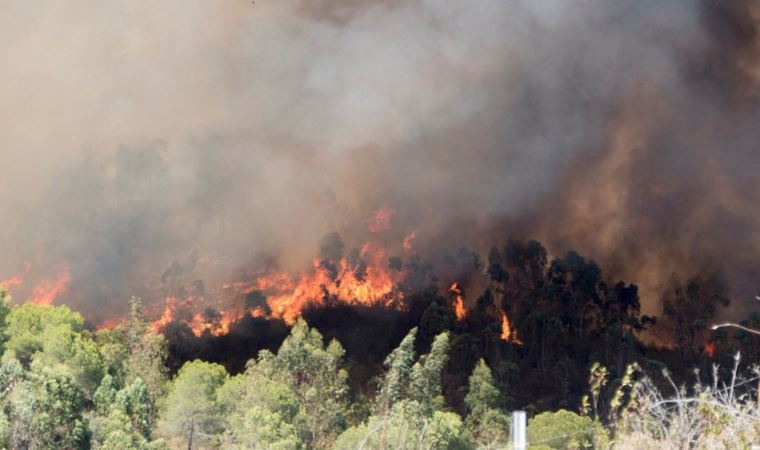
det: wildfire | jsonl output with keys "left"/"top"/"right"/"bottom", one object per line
{"left": 500, "top": 311, "right": 522, "bottom": 344}
{"left": 1, "top": 263, "right": 71, "bottom": 306}
{"left": 261, "top": 242, "right": 401, "bottom": 324}
{"left": 705, "top": 341, "right": 716, "bottom": 358}
{"left": 148, "top": 240, "right": 405, "bottom": 337}
{"left": 188, "top": 312, "right": 232, "bottom": 337}
{"left": 449, "top": 282, "right": 467, "bottom": 321}
{"left": 30, "top": 267, "right": 70, "bottom": 305}
{"left": 152, "top": 296, "right": 179, "bottom": 330}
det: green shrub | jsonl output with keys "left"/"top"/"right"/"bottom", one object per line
{"left": 527, "top": 410, "right": 594, "bottom": 449}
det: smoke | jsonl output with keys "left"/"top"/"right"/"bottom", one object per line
{"left": 0, "top": 0, "right": 758, "bottom": 320}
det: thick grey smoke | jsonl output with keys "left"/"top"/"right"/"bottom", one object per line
{"left": 0, "top": 0, "right": 758, "bottom": 320}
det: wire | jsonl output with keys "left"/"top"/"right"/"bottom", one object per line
{"left": 710, "top": 323, "right": 760, "bottom": 336}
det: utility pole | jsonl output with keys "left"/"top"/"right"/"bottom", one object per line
{"left": 512, "top": 410, "right": 526, "bottom": 450}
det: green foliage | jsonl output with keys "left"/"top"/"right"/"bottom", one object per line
{"left": 93, "top": 374, "right": 119, "bottom": 415}
{"left": 465, "top": 360, "right": 500, "bottom": 415}
{"left": 4, "top": 304, "right": 103, "bottom": 396}
{"left": 464, "top": 359, "right": 510, "bottom": 448}
{"left": 97, "top": 408, "right": 164, "bottom": 450}
{"left": 228, "top": 406, "right": 302, "bottom": 450}
{"left": 91, "top": 377, "right": 162, "bottom": 449}
{"left": 582, "top": 362, "right": 608, "bottom": 420}
{"left": 376, "top": 327, "right": 418, "bottom": 412}
{"left": 95, "top": 327, "right": 130, "bottom": 383}
{"left": 0, "top": 299, "right": 176, "bottom": 449}
{"left": 377, "top": 329, "right": 450, "bottom": 413}
{"left": 0, "top": 287, "right": 12, "bottom": 352}
{"left": 527, "top": 410, "right": 596, "bottom": 450}
{"left": 580, "top": 361, "right": 640, "bottom": 428}
{"left": 272, "top": 319, "right": 349, "bottom": 447}
{"left": 219, "top": 372, "right": 303, "bottom": 449}
{"left": 125, "top": 297, "right": 168, "bottom": 400}
{"left": 115, "top": 377, "right": 153, "bottom": 438}
{"left": 157, "top": 360, "right": 228, "bottom": 449}
{"left": 5, "top": 366, "right": 91, "bottom": 449}
{"left": 410, "top": 331, "right": 450, "bottom": 413}
{"left": 220, "top": 319, "right": 348, "bottom": 449}
{"left": 337, "top": 330, "right": 467, "bottom": 449}
{"left": 5, "top": 304, "right": 85, "bottom": 364}
{"left": 334, "top": 400, "right": 468, "bottom": 450}
{"left": 87, "top": 300, "right": 165, "bottom": 449}
{"left": 32, "top": 322, "right": 104, "bottom": 395}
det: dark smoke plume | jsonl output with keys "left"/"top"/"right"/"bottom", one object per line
{"left": 0, "top": 0, "right": 758, "bottom": 321}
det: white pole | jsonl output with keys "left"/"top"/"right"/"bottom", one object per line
{"left": 512, "top": 410, "right": 526, "bottom": 450}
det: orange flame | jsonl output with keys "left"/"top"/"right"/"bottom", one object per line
{"left": 500, "top": 311, "right": 522, "bottom": 344}
{"left": 264, "top": 242, "right": 401, "bottom": 324}
{"left": 188, "top": 312, "right": 232, "bottom": 337}
{"left": 30, "top": 267, "right": 70, "bottom": 305}
{"left": 705, "top": 341, "right": 716, "bottom": 358}
{"left": 149, "top": 241, "right": 405, "bottom": 336}
{"left": 449, "top": 282, "right": 466, "bottom": 321}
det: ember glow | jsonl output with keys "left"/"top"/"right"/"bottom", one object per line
{"left": 705, "top": 341, "right": 716, "bottom": 359}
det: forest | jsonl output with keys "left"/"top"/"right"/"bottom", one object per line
{"left": 0, "top": 239, "right": 756, "bottom": 449}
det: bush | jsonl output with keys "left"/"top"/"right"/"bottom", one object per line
{"left": 527, "top": 410, "right": 595, "bottom": 449}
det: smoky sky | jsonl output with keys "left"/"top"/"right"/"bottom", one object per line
{"left": 1, "top": 0, "right": 759, "bottom": 319}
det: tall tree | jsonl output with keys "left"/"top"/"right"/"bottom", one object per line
{"left": 409, "top": 331, "right": 450, "bottom": 413}
{"left": 464, "top": 359, "right": 509, "bottom": 448}
{"left": 336, "top": 330, "right": 465, "bottom": 450}
{"left": 663, "top": 276, "right": 729, "bottom": 356}
{"left": 125, "top": 297, "right": 168, "bottom": 401}
{"left": 9, "top": 367, "right": 91, "bottom": 449}
{"left": 376, "top": 327, "right": 418, "bottom": 412}
{"left": 158, "top": 360, "right": 228, "bottom": 450}
{"left": 268, "top": 318, "right": 349, "bottom": 449}
{"left": 218, "top": 373, "right": 302, "bottom": 449}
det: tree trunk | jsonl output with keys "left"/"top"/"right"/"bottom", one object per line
{"left": 187, "top": 416, "right": 195, "bottom": 450}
